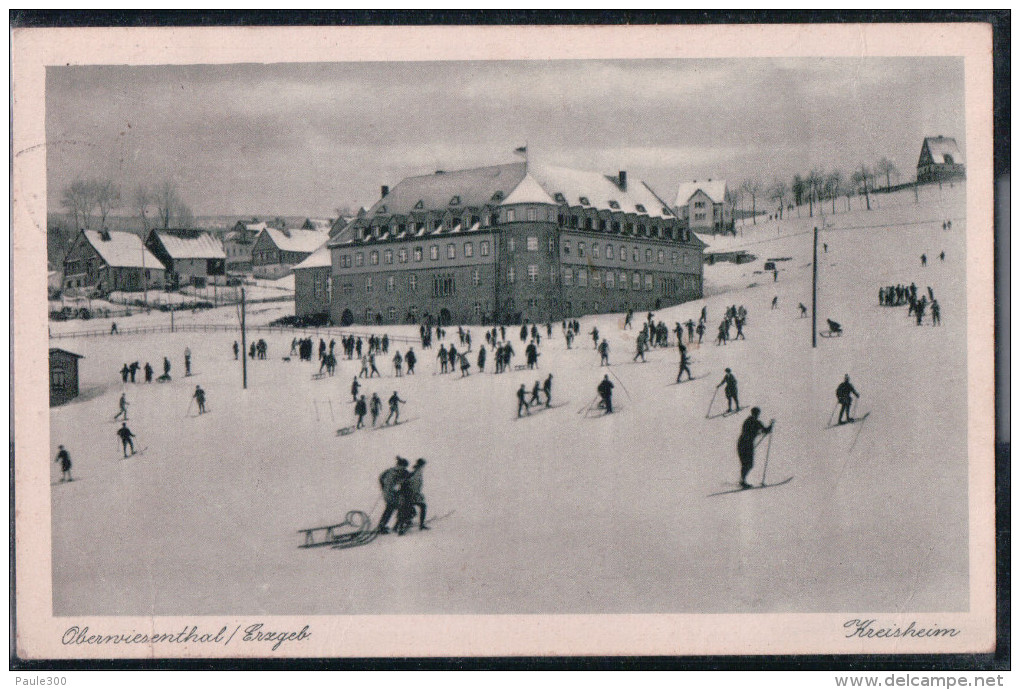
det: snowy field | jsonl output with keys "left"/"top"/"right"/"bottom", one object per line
{"left": 49, "top": 184, "right": 969, "bottom": 616}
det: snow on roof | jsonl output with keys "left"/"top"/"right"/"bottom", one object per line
{"left": 261, "top": 227, "right": 330, "bottom": 254}
{"left": 151, "top": 230, "right": 225, "bottom": 259}
{"left": 365, "top": 163, "right": 528, "bottom": 216}
{"left": 502, "top": 172, "right": 558, "bottom": 205}
{"left": 922, "top": 136, "right": 964, "bottom": 166}
{"left": 82, "top": 230, "right": 165, "bottom": 269}
{"left": 302, "top": 218, "right": 332, "bottom": 231}
{"left": 292, "top": 244, "right": 331, "bottom": 270}
{"left": 525, "top": 163, "right": 675, "bottom": 219}
{"left": 674, "top": 179, "right": 728, "bottom": 206}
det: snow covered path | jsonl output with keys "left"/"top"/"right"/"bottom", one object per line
{"left": 49, "top": 185, "right": 969, "bottom": 615}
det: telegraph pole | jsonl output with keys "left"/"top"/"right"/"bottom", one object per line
{"left": 812, "top": 226, "right": 818, "bottom": 348}
{"left": 240, "top": 287, "right": 248, "bottom": 389}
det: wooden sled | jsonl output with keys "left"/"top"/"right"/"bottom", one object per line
{"left": 819, "top": 330, "right": 843, "bottom": 338}
{"left": 298, "top": 510, "right": 375, "bottom": 549}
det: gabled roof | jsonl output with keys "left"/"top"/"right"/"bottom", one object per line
{"left": 921, "top": 136, "right": 964, "bottom": 166}
{"left": 523, "top": 164, "right": 675, "bottom": 219}
{"left": 674, "top": 179, "right": 728, "bottom": 206}
{"left": 292, "top": 244, "right": 332, "bottom": 270}
{"left": 260, "top": 227, "right": 329, "bottom": 254}
{"left": 366, "top": 163, "right": 528, "bottom": 217}
{"left": 302, "top": 218, "right": 333, "bottom": 231}
{"left": 502, "top": 172, "right": 558, "bottom": 205}
{"left": 150, "top": 230, "right": 225, "bottom": 259}
{"left": 50, "top": 347, "right": 84, "bottom": 359}
{"left": 78, "top": 230, "right": 164, "bottom": 269}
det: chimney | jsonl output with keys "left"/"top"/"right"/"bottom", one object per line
{"left": 99, "top": 229, "right": 111, "bottom": 241}
{"left": 618, "top": 170, "right": 627, "bottom": 191}
{"left": 381, "top": 185, "right": 390, "bottom": 197}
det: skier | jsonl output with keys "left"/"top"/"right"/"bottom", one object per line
{"left": 406, "top": 348, "right": 416, "bottom": 375}
{"left": 798, "top": 303, "right": 807, "bottom": 318}
{"left": 110, "top": 322, "right": 118, "bottom": 335}
{"left": 358, "top": 355, "right": 370, "bottom": 378}
{"left": 931, "top": 299, "right": 941, "bottom": 326}
{"left": 397, "top": 459, "right": 429, "bottom": 534}
{"left": 393, "top": 351, "right": 403, "bottom": 377}
{"left": 184, "top": 347, "right": 192, "bottom": 376}
{"left": 370, "top": 393, "right": 382, "bottom": 427}
{"left": 192, "top": 385, "right": 207, "bottom": 414}
{"left": 377, "top": 457, "right": 411, "bottom": 534}
{"left": 385, "top": 391, "right": 406, "bottom": 425}
{"left": 54, "top": 445, "right": 72, "bottom": 482}
{"left": 624, "top": 309, "right": 633, "bottom": 329}
{"left": 633, "top": 334, "right": 647, "bottom": 362}
{"left": 700, "top": 306, "right": 707, "bottom": 323}
{"left": 921, "top": 253, "right": 927, "bottom": 267}
{"left": 354, "top": 395, "right": 368, "bottom": 429}
{"left": 771, "top": 296, "right": 779, "bottom": 310}
{"left": 686, "top": 319, "right": 695, "bottom": 343}
{"left": 676, "top": 343, "right": 692, "bottom": 383}
{"left": 520, "top": 324, "right": 528, "bottom": 342}
{"left": 773, "top": 268, "right": 778, "bottom": 282}
{"left": 350, "top": 377, "right": 360, "bottom": 403}
{"left": 368, "top": 353, "right": 380, "bottom": 378}
{"left": 162, "top": 357, "right": 172, "bottom": 380}
{"left": 716, "top": 320, "right": 728, "bottom": 346}
{"left": 597, "top": 375, "right": 614, "bottom": 414}
{"left": 736, "top": 407, "right": 773, "bottom": 489}
{"left": 591, "top": 326, "right": 600, "bottom": 348}
{"left": 939, "top": 251, "right": 945, "bottom": 262}
{"left": 143, "top": 362, "right": 153, "bottom": 383}
{"left": 477, "top": 345, "right": 487, "bottom": 372}
{"left": 114, "top": 393, "right": 129, "bottom": 420}
{"left": 516, "top": 384, "right": 530, "bottom": 417}
{"left": 696, "top": 321, "right": 705, "bottom": 344}
{"left": 233, "top": 341, "right": 239, "bottom": 360}
{"left": 599, "top": 339, "right": 610, "bottom": 366}
{"left": 437, "top": 345, "right": 448, "bottom": 374}
{"left": 128, "top": 362, "right": 138, "bottom": 383}
{"left": 120, "top": 363, "right": 130, "bottom": 383}
{"left": 116, "top": 422, "right": 137, "bottom": 458}
{"left": 528, "top": 381, "right": 542, "bottom": 407}
{"left": 543, "top": 373, "right": 553, "bottom": 407}
{"left": 716, "top": 368, "right": 739, "bottom": 412}
{"left": 835, "top": 374, "right": 859, "bottom": 424}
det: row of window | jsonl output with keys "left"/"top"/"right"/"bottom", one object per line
{"left": 341, "top": 241, "right": 493, "bottom": 268}
{"left": 563, "top": 240, "right": 693, "bottom": 266}
{"left": 357, "top": 302, "right": 493, "bottom": 323}
{"left": 253, "top": 250, "right": 279, "bottom": 264}
{"left": 343, "top": 269, "right": 485, "bottom": 295}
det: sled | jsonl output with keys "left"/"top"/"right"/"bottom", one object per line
{"left": 708, "top": 476, "right": 794, "bottom": 497}
{"left": 336, "top": 426, "right": 356, "bottom": 436}
{"left": 819, "top": 330, "right": 843, "bottom": 338}
{"left": 311, "top": 372, "right": 327, "bottom": 380}
{"left": 298, "top": 510, "right": 376, "bottom": 549}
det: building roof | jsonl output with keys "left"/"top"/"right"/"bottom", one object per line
{"left": 674, "top": 179, "right": 728, "bottom": 206}
{"left": 260, "top": 227, "right": 330, "bottom": 254}
{"left": 292, "top": 244, "right": 332, "bottom": 270}
{"left": 50, "top": 347, "right": 84, "bottom": 359}
{"left": 150, "top": 230, "right": 225, "bottom": 260}
{"left": 302, "top": 218, "right": 332, "bottom": 231}
{"left": 369, "top": 163, "right": 528, "bottom": 217}
{"left": 921, "top": 136, "right": 964, "bottom": 166}
{"left": 521, "top": 163, "right": 676, "bottom": 219}
{"left": 501, "top": 172, "right": 561, "bottom": 205}
{"left": 79, "top": 230, "right": 164, "bottom": 269}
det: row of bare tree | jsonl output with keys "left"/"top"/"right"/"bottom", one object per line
{"left": 733, "top": 157, "right": 901, "bottom": 224}
{"left": 60, "top": 178, "right": 194, "bottom": 231}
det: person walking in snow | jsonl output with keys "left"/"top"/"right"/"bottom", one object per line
{"left": 798, "top": 303, "right": 808, "bottom": 318}
{"left": 120, "top": 363, "right": 130, "bottom": 383}
{"left": 396, "top": 458, "right": 429, "bottom": 534}
{"left": 393, "top": 351, "right": 403, "bottom": 377}
{"left": 835, "top": 374, "right": 859, "bottom": 425}
{"left": 696, "top": 321, "right": 705, "bottom": 344}
{"left": 737, "top": 407, "right": 773, "bottom": 489}
{"left": 624, "top": 310, "right": 633, "bottom": 329}
{"left": 676, "top": 343, "right": 693, "bottom": 383}
{"left": 55, "top": 445, "right": 72, "bottom": 482}
{"left": 385, "top": 391, "right": 406, "bottom": 425}
{"left": 599, "top": 339, "right": 610, "bottom": 366}
{"left": 597, "top": 374, "right": 614, "bottom": 414}
{"left": 591, "top": 326, "right": 600, "bottom": 348}
{"left": 542, "top": 373, "right": 553, "bottom": 407}
{"left": 717, "top": 368, "right": 739, "bottom": 412}
{"left": 192, "top": 385, "right": 206, "bottom": 415}
{"left": 939, "top": 251, "right": 945, "bottom": 262}
{"left": 350, "top": 377, "right": 360, "bottom": 403}
{"left": 716, "top": 320, "right": 729, "bottom": 346}
{"left": 354, "top": 395, "right": 368, "bottom": 429}
{"left": 370, "top": 392, "right": 382, "bottom": 427}
{"left": 184, "top": 347, "right": 192, "bottom": 376}
{"left": 114, "top": 393, "right": 129, "bottom": 420}
{"left": 516, "top": 384, "right": 530, "bottom": 417}
{"left": 921, "top": 253, "right": 927, "bottom": 267}
{"left": 116, "top": 422, "right": 137, "bottom": 458}
{"left": 477, "top": 345, "right": 487, "bottom": 372}
{"left": 528, "top": 380, "right": 543, "bottom": 407}
{"left": 358, "top": 355, "right": 369, "bottom": 378}
{"left": 405, "top": 348, "right": 416, "bottom": 375}
{"left": 771, "top": 296, "right": 779, "bottom": 310}
{"left": 734, "top": 317, "right": 746, "bottom": 340}
{"left": 368, "top": 353, "right": 380, "bottom": 378}
{"left": 633, "top": 334, "right": 647, "bottom": 362}
{"left": 437, "top": 345, "right": 448, "bottom": 374}
{"left": 377, "top": 457, "right": 411, "bottom": 534}
{"left": 110, "top": 322, "right": 118, "bottom": 335}
{"left": 233, "top": 341, "right": 240, "bottom": 360}
{"left": 931, "top": 299, "right": 941, "bottom": 326}
{"left": 144, "top": 362, "right": 153, "bottom": 383}
{"left": 458, "top": 353, "right": 471, "bottom": 377}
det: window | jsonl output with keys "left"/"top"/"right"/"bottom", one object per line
{"left": 471, "top": 215, "right": 480, "bottom": 226}
{"left": 365, "top": 308, "right": 373, "bottom": 322}
{"left": 695, "top": 213, "right": 706, "bottom": 221}
{"left": 672, "top": 251, "right": 678, "bottom": 264}
{"left": 549, "top": 236, "right": 555, "bottom": 252}
{"left": 449, "top": 195, "right": 460, "bottom": 205}
{"left": 599, "top": 219, "right": 607, "bottom": 231}
{"left": 341, "top": 254, "right": 351, "bottom": 268}
{"left": 606, "top": 245, "right": 614, "bottom": 260}
{"left": 578, "top": 269, "right": 588, "bottom": 287}
{"left": 563, "top": 241, "right": 571, "bottom": 256}
{"left": 694, "top": 201, "right": 705, "bottom": 209}
{"left": 507, "top": 209, "right": 516, "bottom": 222}
{"left": 355, "top": 252, "right": 364, "bottom": 267}
{"left": 645, "top": 274, "right": 653, "bottom": 291}
{"left": 491, "top": 191, "right": 504, "bottom": 202}
{"left": 592, "top": 243, "right": 599, "bottom": 259}
{"left": 612, "top": 221, "right": 621, "bottom": 233}
{"left": 430, "top": 245, "right": 439, "bottom": 260}
{"left": 409, "top": 274, "right": 417, "bottom": 290}
{"left": 554, "top": 192, "right": 566, "bottom": 204}
{"left": 570, "top": 216, "right": 579, "bottom": 228}
{"left": 474, "top": 302, "right": 482, "bottom": 318}
{"left": 658, "top": 249, "right": 664, "bottom": 264}
{"left": 528, "top": 298, "right": 539, "bottom": 309}
{"left": 578, "top": 242, "right": 586, "bottom": 258}
{"left": 508, "top": 237, "right": 515, "bottom": 252}
{"left": 584, "top": 217, "right": 593, "bottom": 230}
{"left": 528, "top": 208, "right": 537, "bottom": 221}
{"left": 632, "top": 273, "right": 641, "bottom": 289}
{"left": 480, "top": 241, "right": 490, "bottom": 256}
{"left": 619, "top": 272, "right": 627, "bottom": 290}
{"left": 384, "top": 249, "right": 393, "bottom": 264}
{"left": 528, "top": 264, "right": 538, "bottom": 283}
{"left": 620, "top": 245, "right": 627, "bottom": 262}
{"left": 342, "top": 283, "right": 353, "bottom": 295}
{"left": 646, "top": 249, "right": 653, "bottom": 263}
{"left": 414, "top": 247, "right": 423, "bottom": 262}
{"left": 625, "top": 223, "right": 634, "bottom": 234}
{"left": 447, "top": 243, "right": 456, "bottom": 259}
{"left": 388, "top": 307, "right": 396, "bottom": 321}
{"left": 638, "top": 224, "right": 646, "bottom": 236}
{"left": 452, "top": 217, "right": 461, "bottom": 229}
{"left": 606, "top": 272, "right": 615, "bottom": 288}
{"left": 592, "top": 271, "right": 601, "bottom": 288}
{"left": 366, "top": 277, "right": 373, "bottom": 293}
{"left": 635, "top": 204, "right": 646, "bottom": 213}
{"left": 464, "top": 242, "right": 473, "bottom": 257}
{"left": 609, "top": 200, "right": 620, "bottom": 209}
{"left": 550, "top": 266, "right": 557, "bottom": 283}
{"left": 508, "top": 266, "right": 515, "bottom": 284}
{"left": 399, "top": 248, "right": 408, "bottom": 263}
{"left": 527, "top": 236, "right": 538, "bottom": 251}
{"left": 369, "top": 251, "right": 379, "bottom": 265}
{"left": 472, "top": 268, "right": 480, "bottom": 286}
{"left": 633, "top": 248, "right": 640, "bottom": 262}
{"left": 386, "top": 276, "right": 395, "bottom": 292}
{"left": 432, "top": 274, "right": 456, "bottom": 297}
{"left": 563, "top": 268, "right": 573, "bottom": 286}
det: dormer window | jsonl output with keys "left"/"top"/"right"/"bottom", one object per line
{"left": 579, "top": 196, "right": 590, "bottom": 206}
{"left": 376, "top": 205, "right": 387, "bottom": 214}
{"left": 491, "top": 191, "right": 504, "bottom": 202}
{"left": 414, "top": 200, "right": 424, "bottom": 209}
{"left": 635, "top": 204, "right": 646, "bottom": 213}
{"left": 449, "top": 196, "right": 461, "bottom": 206}
{"left": 662, "top": 207, "right": 672, "bottom": 216}
{"left": 554, "top": 193, "right": 566, "bottom": 204}
{"left": 608, "top": 200, "right": 620, "bottom": 209}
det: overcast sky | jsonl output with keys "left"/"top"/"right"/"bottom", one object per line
{"left": 46, "top": 58, "right": 964, "bottom": 218}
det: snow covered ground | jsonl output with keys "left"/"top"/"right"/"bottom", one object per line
{"left": 49, "top": 184, "right": 969, "bottom": 616}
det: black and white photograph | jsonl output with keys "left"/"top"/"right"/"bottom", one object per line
{"left": 13, "top": 22, "right": 997, "bottom": 660}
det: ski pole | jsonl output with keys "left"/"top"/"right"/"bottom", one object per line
{"left": 828, "top": 402, "right": 839, "bottom": 427}
{"left": 760, "top": 420, "right": 775, "bottom": 485}
{"left": 185, "top": 398, "right": 194, "bottom": 418}
{"left": 607, "top": 366, "right": 632, "bottom": 400}
{"left": 577, "top": 394, "right": 598, "bottom": 415}
{"left": 706, "top": 386, "right": 719, "bottom": 419}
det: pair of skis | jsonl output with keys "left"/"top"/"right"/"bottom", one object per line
{"left": 708, "top": 418, "right": 794, "bottom": 497}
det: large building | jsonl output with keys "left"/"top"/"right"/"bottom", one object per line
{"left": 916, "top": 136, "right": 965, "bottom": 184}
{"left": 61, "top": 229, "right": 166, "bottom": 293}
{"left": 327, "top": 162, "right": 705, "bottom": 326}
{"left": 673, "top": 179, "right": 733, "bottom": 234}
{"left": 292, "top": 245, "right": 332, "bottom": 319}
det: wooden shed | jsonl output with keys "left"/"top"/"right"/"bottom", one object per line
{"left": 49, "top": 348, "right": 84, "bottom": 406}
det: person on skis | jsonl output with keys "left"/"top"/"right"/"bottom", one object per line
{"left": 55, "top": 445, "right": 72, "bottom": 482}
{"left": 716, "top": 368, "right": 739, "bottom": 412}
{"left": 599, "top": 339, "right": 610, "bottom": 366}
{"left": 516, "top": 384, "right": 530, "bottom": 417}
{"left": 542, "top": 373, "right": 553, "bottom": 407}
{"left": 116, "top": 422, "right": 137, "bottom": 458}
{"left": 354, "top": 395, "right": 368, "bottom": 429}
{"left": 396, "top": 459, "right": 429, "bottom": 534}
{"left": 405, "top": 348, "right": 417, "bottom": 375}
{"left": 370, "top": 392, "right": 382, "bottom": 426}
{"left": 377, "top": 457, "right": 411, "bottom": 534}
{"left": 385, "top": 391, "right": 406, "bottom": 425}
{"left": 737, "top": 407, "right": 774, "bottom": 489}
{"left": 351, "top": 377, "right": 360, "bottom": 402}
{"left": 597, "top": 374, "right": 614, "bottom": 414}
{"left": 192, "top": 385, "right": 206, "bottom": 414}
{"left": 676, "top": 343, "right": 693, "bottom": 383}
{"left": 835, "top": 374, "right": 860, "bottom": 424}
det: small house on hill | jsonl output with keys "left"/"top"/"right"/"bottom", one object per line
{"left": 917, "top": 136, "right": 965, "bottom": 183}
{"left": 49, "top": 348, "right": 83, "bottom": 406}
{"left": 674, "top": 179, "right": 733, "bottom": 234}
{"left": 251, "top": 227, "right": 329, "bottom": 279}
{"left": 292, "top": 245, "right": 332, "bottom": 319}
{"left": 146, "top": 229, "right": 226, "bottom": 289}
{"left": 301, "top": 218, "right": 333, "bottom": 232}
{"left": 61, "top": 229, "right": 166, "bottom": 293}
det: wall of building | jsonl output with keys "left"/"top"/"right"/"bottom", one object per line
{"left": 49, "top": 353, "right": 79, "bottom": 406}
{"left": 294, "top": 266, "right": 331, "bottom": 318}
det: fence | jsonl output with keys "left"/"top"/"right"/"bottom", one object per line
{"left": 48, "top": 322, "right": 421, "bottom": 344}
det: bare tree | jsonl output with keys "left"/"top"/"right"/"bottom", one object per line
{"left": 852, "top": 165, "right": 872, "bottom": 211}
{"left": 875, "top": 157, "right": 898, "bottom": 190}
{"left": 769, "top": 179, "right": 788, "bottom": 220}
{"left": 94, "top": 180, "right": 122, "bottom": 229}
{"left": 806, "top": 169, "right": 824, "bottom": 218}
{"left": 134, "top": 184, "right": 154, "bottom": 230}
{"left": 61, "top": 180, "right": 98, "bottom": 230}
{"left": 740, "top": 178, "right": 763, "bottom": 225}
{"left": 153, "top": 180, "right": 194, "bottom": 228}
{"left": 826, "top": 170, "right": 842, "bottom": 214}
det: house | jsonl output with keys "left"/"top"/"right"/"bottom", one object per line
{"left": 61, "top": 229, "right": 166, "bottom": 293}
{"left": 301, "top": 218, "right": 333, "bottom": 232}
{"left": 673, "top": 179, "right": 733, "bottom": 234}
{"left": 328, "top": 212, "right": 361, "bottom": 239}
{"left": 328, "top": 161, "right": 705, "bottom": 326}
{"left": 223, "top": 220, "right": 268, "bottom": 274}
{"left": 917, "top": 136, "right": 965, "bottom": 184}
{"left": 49, "top": 348, "right": 83, "bottom": 406}
{"left": 145, "top": 229, "right": 226, "bottom": 289}
{"left": 251, "top": 227, "right": 330, "bottom": 279}
{"left": 292, "top": 245, "right": 332, "bottom": 319}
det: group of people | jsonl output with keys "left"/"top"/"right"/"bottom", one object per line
{"left": 377, "top": 457, "right": 428, "bottom": 535}
{"left": 878, "top": 282, "right": 941, "bottom": 326}
{"left": 351, "top": 385, "right": 407, "bottom": 428}
{"left": 516, "top": 374, "right": 554, "bottom": 416}
{"left": 715, "top": 305, "right": 749, "bottom": 346}
{"left": 118, "top": 355, "right": 174, "bottom": 384}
